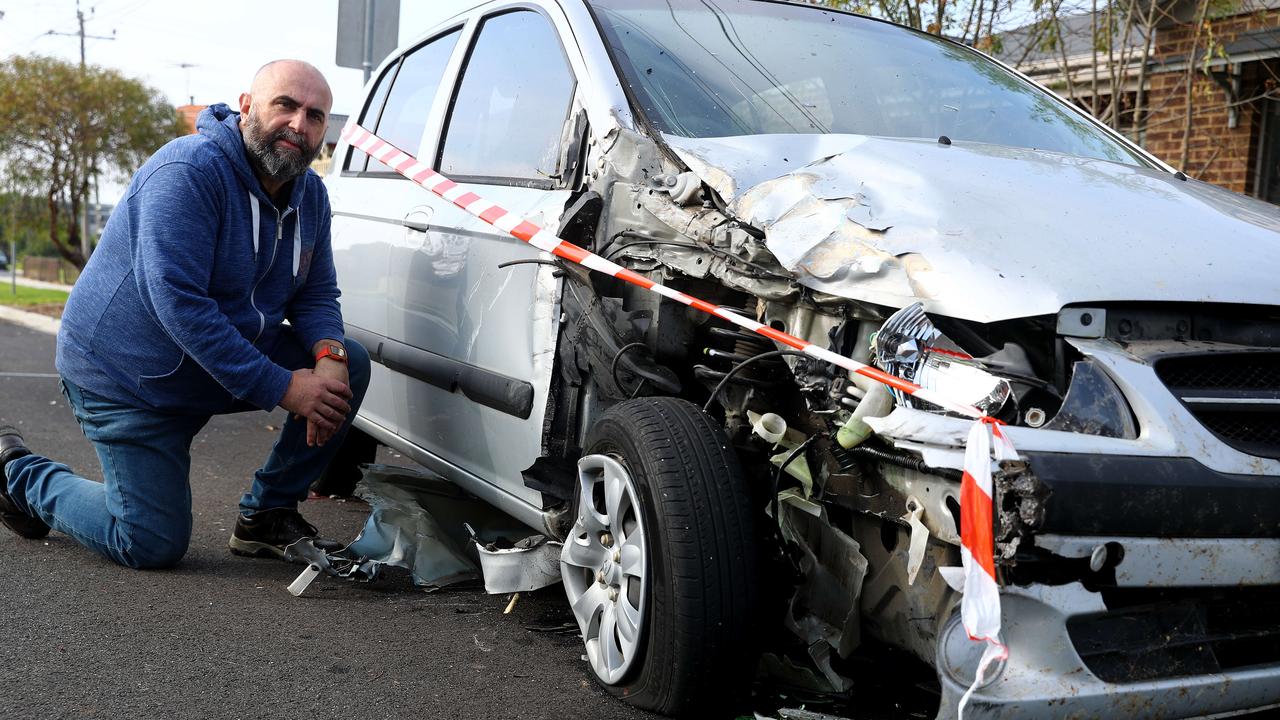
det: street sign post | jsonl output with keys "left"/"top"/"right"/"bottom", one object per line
{"left": 336, "top": 0, "right": 400, "bottom": 84}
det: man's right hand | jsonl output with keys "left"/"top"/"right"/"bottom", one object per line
{"left": 280, "top": 369, "right": 353, "bottom": 447}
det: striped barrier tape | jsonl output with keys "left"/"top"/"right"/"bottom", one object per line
{"left": 339, "top": 121, "right": 1011, "bottom": 709}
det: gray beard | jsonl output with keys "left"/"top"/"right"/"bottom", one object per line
{"left": 242, "top": 111, "right": 320, "bottom": 184}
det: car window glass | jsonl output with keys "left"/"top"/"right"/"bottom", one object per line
{"left": 439, "top": 11, "right": 575, "bottom": 181}
{"left": 345, "top": 59, "right": 397, "bottom": 172}
{"left": 361, "top": 29, "right": 461, "bottom": 173}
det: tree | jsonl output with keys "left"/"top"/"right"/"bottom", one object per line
{"left": 815, "top": 0, "right": 1014, "bottom": 46}
{"left": 0, "top": 55, "right": 181, "bottom": 269}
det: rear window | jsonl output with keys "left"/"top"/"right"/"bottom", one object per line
{"left": 348, "top": 28, "right": 461, "bottom": 173}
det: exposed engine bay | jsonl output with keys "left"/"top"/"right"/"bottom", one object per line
{"left": 523, "top": 127, "right": 1154, "bottom": 696}
{"left": 497, "top": 114, "right": 1280, "bottom": 714}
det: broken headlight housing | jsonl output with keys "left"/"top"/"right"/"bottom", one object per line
{"left": 874, "top": 303, "right": 1012, "bottom": 416}
{"left": 872, "top": 303, "right": 1138, "bottom": 438}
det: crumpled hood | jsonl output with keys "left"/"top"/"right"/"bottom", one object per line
{"left": 665, "top": 133, "right": 1280, "bottom": 322}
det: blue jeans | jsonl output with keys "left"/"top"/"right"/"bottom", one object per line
{"left": 2, "top": 335, "right": 370, "bottom": 569}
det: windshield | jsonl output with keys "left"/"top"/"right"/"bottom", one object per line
{"left": 588, "top": 0, "right": 1145, "bottom": 165}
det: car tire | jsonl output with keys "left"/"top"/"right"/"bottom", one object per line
{"left": 561, "top": 397, "right": 760, "bottom": 718}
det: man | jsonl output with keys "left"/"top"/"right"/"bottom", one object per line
{"left": 0, "top": 60, "right": 369, "bottom": 569}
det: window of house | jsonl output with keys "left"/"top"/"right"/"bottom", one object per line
{"left": 438, "top": 11, "right": 576, "bottom": 184}
{"left": 348, "top": 28, "right": 461, "bottom": 173}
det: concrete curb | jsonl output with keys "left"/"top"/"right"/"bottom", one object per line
{"left": 0, "top": 305, "right": 61, "bottom": 335}
{"left": 8, "top": 276, "right": 74, "bottom": 292}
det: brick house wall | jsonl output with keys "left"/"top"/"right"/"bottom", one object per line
{"left": 1141, "top": 8, "right": 1280, "bottom": 193}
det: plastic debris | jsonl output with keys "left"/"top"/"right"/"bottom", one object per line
{"left": 902, "top": 496, "right": 930, "bottom": 586}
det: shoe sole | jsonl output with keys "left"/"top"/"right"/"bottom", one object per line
{"left": 1, "top": 512, "right": 50, "bottom": 540}
{"left": 0, "top": 491, "right": 50, "bottom": 540}
{"left": 228, "top": 536, "right": 287, "bottom": 559}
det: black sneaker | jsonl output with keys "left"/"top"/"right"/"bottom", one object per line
{"left": 228, "top": 507, "right": 334, "bottom": 559}
{"left": 0, "top": 425, "right": 50, "bottom": 540}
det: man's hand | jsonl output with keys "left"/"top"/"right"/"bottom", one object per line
{"left": 280, "top": 368, "right": 352, "bottom": 447}
{"left": 310, "top": 356, "right": 351, "bottom": 446}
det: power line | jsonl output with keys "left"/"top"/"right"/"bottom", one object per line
{"left": 46, "top": 0, "right": 116, "bottom": 68}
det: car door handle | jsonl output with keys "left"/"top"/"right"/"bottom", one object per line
{"left": 403, "top": 208, "right": 434, "bottom": 250}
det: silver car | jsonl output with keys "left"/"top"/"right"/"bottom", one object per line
{"left": 325, "top": 1, "right": 1280, "bottom": 717}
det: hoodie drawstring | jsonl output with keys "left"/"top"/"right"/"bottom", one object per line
{"left": 293, "top": 213, "right": 301, "bottom": 279}
{"left": 248, "top": 192, "right": 260, "bottom": 256}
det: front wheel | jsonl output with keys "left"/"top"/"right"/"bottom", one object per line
{"left": 561, "top": 397, "right": 760, "bottom": 717}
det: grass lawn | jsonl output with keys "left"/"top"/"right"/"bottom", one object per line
{"left": 0, "top": 284, "right": 70, "bottom": 315}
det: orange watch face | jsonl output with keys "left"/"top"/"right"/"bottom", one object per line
{"left": 318, "top": 344, "right": 348, "bottom": 362}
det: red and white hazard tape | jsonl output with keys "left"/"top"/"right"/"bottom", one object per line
{"left": 340, "top": 121, "right": 1013, "bottom": 709}
{"left": 341, "top": 123, "right": 979, "bottom": 419}
{"left": 955, "top": 418, "right": 1014, "bottom": 715}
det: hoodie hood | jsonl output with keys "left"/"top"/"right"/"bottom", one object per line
{"left": 665, "top": 133, "right": 1280, "bottom": 322}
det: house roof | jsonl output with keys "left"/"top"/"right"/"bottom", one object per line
{"left": 994, "top": 12, "right": 1143, "bottom": 66}
{"left": 324, "top": 114, "right": 349, "bottom": 147}
{"left": 1155, "top": 26, "right": 1280, "bottom": 69}
{"left": 1224, "top": 26, "right": 1280, "bottom": 59}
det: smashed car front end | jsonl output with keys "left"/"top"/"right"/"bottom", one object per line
{"left": 881, "top": 313, "right": 1280, "bottom": 718}
{"left": 552, "top": 1, "right": 1280, "bottom": 716}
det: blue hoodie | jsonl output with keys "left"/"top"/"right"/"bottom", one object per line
{"left": 56, "top": 104, "right": 344, "bottom": 414}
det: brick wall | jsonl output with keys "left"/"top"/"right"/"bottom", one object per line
{"left": 1140, "top": 9, "right": 1280, "bottom": 194}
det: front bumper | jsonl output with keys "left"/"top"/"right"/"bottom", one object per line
{"left": 937, "top": 585, "right": 1280, "bottom": 719}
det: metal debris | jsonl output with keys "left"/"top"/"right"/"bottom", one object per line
{"left": 902, "top": 496, "right": 930, "bottom": 586}
{"left": 283, "top": 464, "right": 535, "bottom": 594}
{"left": 475, "top": 534, "right": 564, "bottom": 594}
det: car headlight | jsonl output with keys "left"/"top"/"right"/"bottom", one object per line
{"left": 874, "top": 302, "right": 1012, "bottom": 415}
{"left": 1039, "top": 359, "right": 1138, "bottom": 439}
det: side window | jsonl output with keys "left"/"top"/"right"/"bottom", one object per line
{"left": 345, "top": 59, "right": 397, "bottom": 172}
{"left": 349, "top": 29, "right": 461, "bottom": 174}
{"left": 439, "top": 11, "right": 575, "bottom": 183}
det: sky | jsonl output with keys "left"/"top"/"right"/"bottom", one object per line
{"left": 0, "top": 0, "right": 477, "bottom": 117}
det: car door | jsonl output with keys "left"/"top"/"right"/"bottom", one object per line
{"left": 386, "top": 6, "right": 579, "bottom": 507}
{"left": 327, "top": 26, "right": 465, "bottom": 436}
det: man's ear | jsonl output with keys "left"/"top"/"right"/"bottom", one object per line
{"left": 238, "top": 92, "right": 252, "bottom": 116}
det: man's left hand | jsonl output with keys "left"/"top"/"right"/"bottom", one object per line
{"left": 308, "top": 340, "right": 352, "bottom": 446}
{"left": 309, "top": 357, "right": 350, "bottom": 446}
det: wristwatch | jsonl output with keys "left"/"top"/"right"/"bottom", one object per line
{"left": 315, "top": 343, "right": 348, "bottom": 364}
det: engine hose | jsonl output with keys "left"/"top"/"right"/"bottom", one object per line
{"left": 845, "top": 443, "right": 963, "bottom": 482}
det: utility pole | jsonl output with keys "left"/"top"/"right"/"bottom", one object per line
{"left": 48, "top": 1, "right": 115, "bottom": 264}
{"left": 47, "top": 1, "right": 116, "bottom": 68}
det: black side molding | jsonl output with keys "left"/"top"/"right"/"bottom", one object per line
{"left": 345, "top": 325, "right": 535, "bottom": 420}
{"left": 1022, "top": 451, "right": 1280, "bottom": 538}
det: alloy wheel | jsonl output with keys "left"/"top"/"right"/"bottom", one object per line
{"left": 560, "top": 453, "right": 648, "bottom": 684}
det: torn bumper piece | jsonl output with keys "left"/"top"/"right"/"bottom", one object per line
{"left": 474, "top": 534, "right": 563, "bottom": 594}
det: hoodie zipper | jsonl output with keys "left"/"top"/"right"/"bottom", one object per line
{"left": 249, "top": 203, "right": 294, "bottom": 344}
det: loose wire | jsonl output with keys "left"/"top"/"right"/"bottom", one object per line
{"left": 702, "top": 349, "right": 810, "bottom": 413}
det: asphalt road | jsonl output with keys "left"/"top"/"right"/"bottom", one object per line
{"left": 0, "top": 318, "right": 660, "bottom": 720}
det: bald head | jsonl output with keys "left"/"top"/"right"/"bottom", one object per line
{"left": 249, "top": 59, "right": 333, "bottom": 111}
{"left": 238, "top": 59, "right": 333, "bottom": 194}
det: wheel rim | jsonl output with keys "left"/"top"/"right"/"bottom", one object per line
{"left": 560, "top": 454, "right": 648, "bottom": 684}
